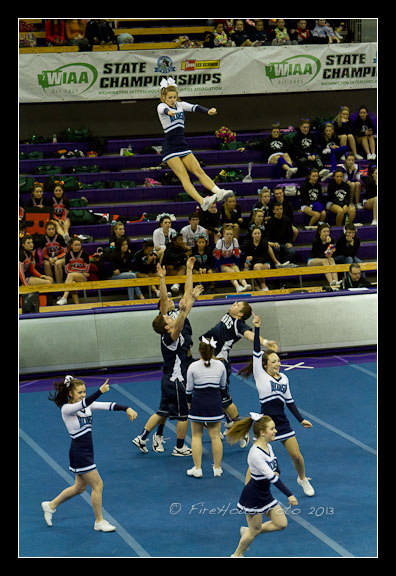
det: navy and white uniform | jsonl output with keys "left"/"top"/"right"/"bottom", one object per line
{"left": 157, "top": 331, "right": 189, "bottom": 420}
{"left": 237, "top": 443, "right": 292, "bottom": 515}
{"left": 186, "top": 359, "right": 227, "bottom": 423}
{"left": 61, "top": 388, "right": 128, "bottom": 474}
{"left": 157, "top": 101, "right": 209, "bottom": 163}
{"left": 201, "top": 313, "right": 251, "bottom": 382}
{"left": 253, "top": 327, "right": 304, "bottom": 441}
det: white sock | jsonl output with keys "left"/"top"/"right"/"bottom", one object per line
{"left": 211, "top": 184, "right": 221, "bottom": 194}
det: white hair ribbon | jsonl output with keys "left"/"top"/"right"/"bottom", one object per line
{"left": 160, "top": 77, "right": 177, "bottom": 89}
{"left": 202, "top": 336, "right": 217, "bottom": 349}
{"left": 64, "top": 375, "right": 74, "bottom": 388}
{"left": 249, "top": 412, "right": 264, "bottom": 422}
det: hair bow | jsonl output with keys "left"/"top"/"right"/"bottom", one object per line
{"left": 64, "top": 375, "right": 74, "bottom": 388}
{"left": 160, "top": 77, "right": 177, "bottom": 89}
{"left": 202, "top": 336, "right": 217, "bottom": 349}
{"left": 249, "top": 412, "right": 264, "bottom": 422}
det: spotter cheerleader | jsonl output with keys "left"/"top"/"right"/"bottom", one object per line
{"left": 238, "top": 313, "right": 314, "bottom": 496}
{"left": 227, "top": 413, "right": 298, "bottom": 557}
{"left": 157, "top": 77, "right": 233, "bottom": 211}
{"left": 41, "top": 376, "right": 138, "bottom": 532}
{"left": 186, "top": 337, "right": 227, "bottom": 478}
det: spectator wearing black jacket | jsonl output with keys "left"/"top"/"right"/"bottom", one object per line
{"left": 265, "top": 203, "right": 296, "bottom": 265}
{"left": 292, "top": 119, "right": 330, "bottom": 180}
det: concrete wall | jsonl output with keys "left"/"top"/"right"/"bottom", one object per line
{"left": 19, "top": 291, "right": 377, "bottom": 375}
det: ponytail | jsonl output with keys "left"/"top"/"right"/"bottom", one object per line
{"left": 199, "top": 340, "right": 214, "bottom": 367}
{"left": 226, "top": 415, "right": 273, "bottom": 445}
{"left": 48, "top": 375, "right": 85, "bottom": 408}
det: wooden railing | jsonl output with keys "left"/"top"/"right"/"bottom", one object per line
{"left": 19, "top": 262, "right": 377, "bottom": 311}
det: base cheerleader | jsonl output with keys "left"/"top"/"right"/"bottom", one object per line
{"left": 157, "top": 77, "right": 234, "bottom": 211}
{"left": 227, "top": 413, "right": 298, "bottom": 557}
{"left": 41, "top": 376, "right": 137, "bottom": 532}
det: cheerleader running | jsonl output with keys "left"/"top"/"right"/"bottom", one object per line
{"left": 41, "top": 376, "right": 138, "bottom": 532}
{"left": 227, "top": 413, "right": 298, "bottom": 557}
{"left": 157, "top": 77, "right": 233, "bottom": 211}
{"left": 186, "top": 337, "right": 227, "bottom": 478}
{"left": 238, "top": 313, "right": 314, "bottom": 496}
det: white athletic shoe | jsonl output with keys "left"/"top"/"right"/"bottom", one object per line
{"left": 152, "top": 433, "right": 165, "bottom": 453}
{"left": 215, "top": 189, "right": 234, "bottom": 203}
{"left": 297, "top": 476, "right": 315, "bottom": 496}
{"left": 41, "top": 501, "right": 56, "bottom": 526}
{"left": 239, "top": 432, "right": 250, "bottom": 448}
{"left": 201, "top": 194, "right": 217, "bottom": 211}
{"left": 56, "top": 297, "right": 67, "bottom": 306}
{"left": 94, "top": 519, "right": 116, "bottom": 532}
{"left": 186, "top": 466, "right": 203, "bottom": 478}
{"left": 132, "top": 435, "right": 148, "bottom": 454}
{"left": 172, "top": 445, "right": 192, "bottom": 456}
{"left": 213, "top": 466, "right": 223, "bottom": 477}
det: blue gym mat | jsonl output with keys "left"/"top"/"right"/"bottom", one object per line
{"left": 19, "top": 353, "right": 377, "bottom": 557}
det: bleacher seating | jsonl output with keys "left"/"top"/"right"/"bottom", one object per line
{"left": 19, "top": 128, "right": 377, "bottom": 300}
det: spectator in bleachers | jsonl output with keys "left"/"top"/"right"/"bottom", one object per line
{"left": 319, "top": 122, "right": 349, "bottom": 173}
{"left": 214, "top": 225, "right": 251, "bottom": 293}
{"left": 211, "top": 21, "right": 230, "bottom": 47}
{"left": 19, "top": 234, "right": 54, "bottom": 287}
{"left": 341, "top": 153, "right": 362, "bottom": 209}
{"left": 243, "top": 227, "right": 275, "bottom": 291}
{"left": 152, "top": 214, "right": 177, "bottom": 262}
{"left": 265, "top": 202, "right": 296, "bottom": 266}
{"left": 109, "top": 238, "right": 145, "bottom": 301}
{"left": 333, "top": 106, "right": 362, "bottom": 160}
{"left": 109, "top": 220, "right": 127, "bottom": 249}
{"left": 86, "top": 19, "right": 115, "bottom": 48}
{"left": 249, "top": 187, "right": 272, "bottom": 224}
{"left": 363, "top": 165, "right": 377, "bottom": 226}
{"left": 198, "top": 203, "right": 221, "bottom": 245}
{"left": 41, "top": 220, "right": 66, "bottom": 284}
{"left": 180, "top": 213, "right": 207, "bottom": 248}
{"left": 292, "top": 119, "right": 331, "bottom": 181}
{"left": 161, "top": 233, "right": 190, "bottom": 295}
{"left": 191, "top": 233, "right": 216, "bottom": 294}
{"left": 270, "top": 186, "right": 299, "bottom": 242}
{"left": 220, "top": 194, "right": 244, "bottom": 239}
{"left": 50, "top": 181, "right": 71, "bottom": 242}
{"left": 133, "top": 240, "right": 165, "bottom": 298}
{"left": 45, "top": 19, "right": 66, "bottom": 47}
{"left": 289, "top": 19, "right": 311, "bottom": 44}
{"left": 326, "top": 169, "right": 356, "bottom": 226}
{"left": 299, "top": 168, "right": 327, "bottom": 229}
{"left": 65, "top": 19, "right": 90, "bottom": 51}
{"left": 26, "top": 182, "right": 52, "bottom": 211}
{"left": 342, "top": 263, "right": 372, "bottom": 289}
{"left": 238, "top": 123, "right": 298, "bottom": 180}
{"left": 311, "top": 19, "right": 341, "bottom": 44}
{"left": 248, "top": 19, "right": 270, "bottom": 46}
{"left": 231, "top": 19, "right": 253, "bottom": 46}
{"left": 270, "top": 19, "right": 297, "bottom": 45}
{"left": 307, "top": 223, "right": 340, "bottom": 288}
{"left": 56, "top": 237, "right": 90, "bottom": 305}
{"left": 247, "top": 208, "right": 266, "bottom": 238}
{"left": 334, "top": 223, "right": 362, "bottom": 266}
{"left": 353, "top": 106, "right": 376, "bottom": 160}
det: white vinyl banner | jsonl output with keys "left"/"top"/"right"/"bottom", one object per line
{"left": 19, "top": 43, "right": 377, "bottom": 103}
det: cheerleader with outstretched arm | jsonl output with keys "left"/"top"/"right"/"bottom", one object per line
{"left": 157, "top": 77, "right": 233, "bottom": 211}
{"left": 41, "top": 376, "right": 138, "bottom": 532}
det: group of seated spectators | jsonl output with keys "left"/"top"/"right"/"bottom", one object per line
{"left": 19, "top": 159, "right": 376, "bottom": 306}
{"left": 20, "top": 19, "right": 354, "bottom": 51}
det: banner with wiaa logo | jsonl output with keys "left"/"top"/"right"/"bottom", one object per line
{"left": 19, "top": 43, "right": 377, "bottom": 103}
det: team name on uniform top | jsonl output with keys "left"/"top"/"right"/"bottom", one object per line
{"left": 270, "top": 380, "right": 288, "bottom": 394}
{"left": 220, "top": 313, "right": 234, "bottom": 330}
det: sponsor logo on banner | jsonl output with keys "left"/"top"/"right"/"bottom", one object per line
{"left": 154, "top": 55, "right": 176, "bottom": 74}
{"left": 181, "top": 60, "right": 220, "bottom": 71}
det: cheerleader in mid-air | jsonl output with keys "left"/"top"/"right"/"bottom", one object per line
{"left": 41, "top": 376, "right": 137, "bottom": 532}
{"left": 157, "top": 77, "right": 234, "bottom": 211}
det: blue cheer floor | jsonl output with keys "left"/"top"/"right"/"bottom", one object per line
{"left": 19, "top": 352, "right": 377, "bottom": 558}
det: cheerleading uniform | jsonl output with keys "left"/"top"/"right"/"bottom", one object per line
{"left": 237, "top": 443, "right": 292, "bottom": 515}
{"left": 157, "top": 101, "right": 210, "bottom": 163}
{"left": 252, "top": 326, "right": 304, "bottom": 441}
{"left": 186, "top": 358, "right": 227, "bottom": 423}
{"left": 157, "top": 330, "right": 190, "bottom": 421}
{"left": 61, "top": 388, "right": 129, "bottom": 474}
{"left": 64, "top": 249, "right": 90, "bottom": 275}
{"left": 213, "top": 237, "right": 241, "bottom": 272}
{"left": 19, "top": 247, "right": 42, "bottom": 285}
